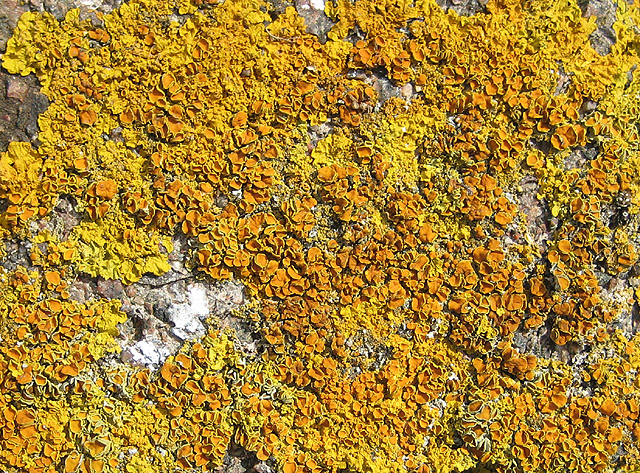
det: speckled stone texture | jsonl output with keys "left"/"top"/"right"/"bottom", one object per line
{"left": 0, "top": 0, "right": 631, "bottom": 472}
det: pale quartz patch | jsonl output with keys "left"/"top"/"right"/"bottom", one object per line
{"left": 127, "top": 339, "right": 171, "bottom": 368}
{"left": 168, "top": 285, "right": 210, "bottom": 340}
{"left": 77, "top": 0, "right": 107, "bottom": 9}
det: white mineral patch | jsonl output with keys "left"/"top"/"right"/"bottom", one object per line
{"left": 128, "top": 340, "right": 171, "bottom": 369}
{"left": 168, "top": 285, "right": 209, "bottom": 340}
{"left": 310, "top": 0, "right": 325, "bottom": 10}
{"left": 78, "top": 0, "right": 108, "bottom": 9}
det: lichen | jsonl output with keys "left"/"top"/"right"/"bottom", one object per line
{"left": 2, "top": 0, "right": 640, "bottom": 472}
{"left": 71, "top": 216, "right": 173, "bottom": 284}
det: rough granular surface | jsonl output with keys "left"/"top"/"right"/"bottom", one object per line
{"left": 1, "top": 0, "right": 640, "bottom": 473}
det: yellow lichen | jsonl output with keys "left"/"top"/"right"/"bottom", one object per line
{"left": 71, "top": 216, "right": 172, "bottom": 283}
{"left": 3, "top": 0, "right": 640, "bottom": 472}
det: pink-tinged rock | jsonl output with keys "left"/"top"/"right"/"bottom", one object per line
{"left": 6, "top": 77, "right": 30, "bottom": 101}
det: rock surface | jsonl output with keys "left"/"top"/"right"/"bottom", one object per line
{"left": 0, "top": 0, "right": 631, "bottom": 472}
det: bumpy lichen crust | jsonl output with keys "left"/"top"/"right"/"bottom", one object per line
{"left": 3, "top": 0, "right": 640, "bottom": 472}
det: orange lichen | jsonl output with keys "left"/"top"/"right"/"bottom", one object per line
{"left": 2, "top": 0, "right": 640, "bottom": 472}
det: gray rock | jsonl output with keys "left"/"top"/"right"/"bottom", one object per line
{"left": 578, "top": 0, "right": 618, "bottom": 55}
{"left": 0, "top": 0, "right": 29, "bottom": 53}
{"left": 435, "top": 0, "right": 488, "bottom": 16}
{"left": 0, "top": 73, "right": 49, "bottom": 151}
{"left": 295, "top": 0, "right": 335, "bottom": 43}
{"left": 97, "top": 277, "right": 125, "bottom": 299}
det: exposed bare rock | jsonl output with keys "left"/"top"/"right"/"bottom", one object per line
{"left": 295, "top": 0, "right": 334, "bottom": 43}
{"left": 578, "top": 0, "right": 618, "bottom": 55}
{"left": 0, "top": 73, "right": 48, "bottom": 151}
